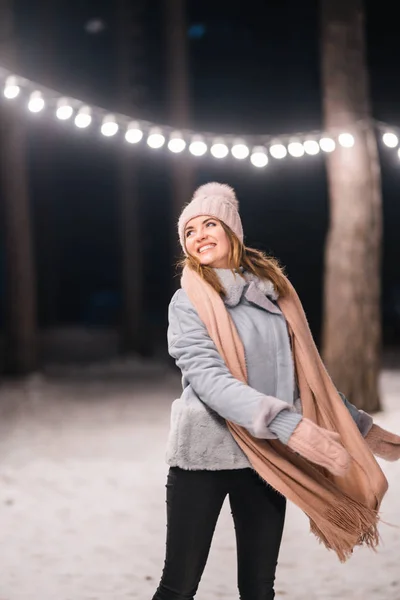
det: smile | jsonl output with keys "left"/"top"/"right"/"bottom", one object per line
{"left": 198, "top": 244, "right": 216, "bottom": 254}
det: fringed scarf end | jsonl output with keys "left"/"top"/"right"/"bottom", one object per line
{"left": 309, "top": 499, "right": 381, "bottom": 563}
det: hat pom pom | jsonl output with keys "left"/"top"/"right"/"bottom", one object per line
{"left": 192, "top": 182, "right": 239, "bottom": 211}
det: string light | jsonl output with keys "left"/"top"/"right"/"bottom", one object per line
{"left": 231, "top": 140, "right": 250, "bottom": 159}
{"left": 210, "top": 139, "right": 229, "bottom": 159}
{"left": 56, "top": 98, "right": 73, "bottom": 120}
{"left": 338, "top": 133, "right": 355, "bottom": 148}
{"left": 75, "top": 106, "right": 92, "bottom": 128}
{"left": 125, "top": 121, "right": 143, "bottom": 143}
{"left": 3, "top": 75, "right": 20, "bottom": 99}
{"left": 270, "top": 143, "right": 287, "bottom": 159}
{"left": 189, "top": 136, "right": 207, "bottom": 157}
{"left": 2, "top": 67, "right": 400, "bottom": 171}
{"left": 168, "top": 131, "right": 186, "bottom": 153}
{"left": 147, "top": 127, "right": 165, "bottom": 149}
{"left": 101, "top": 115, "right": 119, "bottom": 137}
{"left": 28, "top": 91, "right": 45, "bottom": 113}
{"left": 250, "top": 146, "right": 268, "bottom": 168}
{"left": 382, "top": 132, "right": 398, "bottom": 148}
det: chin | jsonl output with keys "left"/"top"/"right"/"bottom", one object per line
{"left": 199, "top": 255, "right": 229, "bottom": 268}
{"left": 197, "top": 253, "right": 217, "bottom": 266}
{"left": 199, "top": 259, "right": 214, "bottom": 267}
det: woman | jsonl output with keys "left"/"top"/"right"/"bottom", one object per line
{"left": 152, "top": 182, "right": 400, "bottom": 600}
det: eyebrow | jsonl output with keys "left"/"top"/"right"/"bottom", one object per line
{"left": 185, "top": 217, "right": 214, "bottom": 234}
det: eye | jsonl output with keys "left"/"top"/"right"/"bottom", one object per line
{"left": 186, "top": 229, "right": 194, "bottom": 238}
{"left": 206, "top": 221, "right": 216, "bottom": 228}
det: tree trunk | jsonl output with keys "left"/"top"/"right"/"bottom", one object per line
{"left": 320, "top": 0, "right": 382, "bottom": 411}
{"left": 35, "top": 0, "right": 58, "bottom": 327}
{"left": 115, "top": 0, "right": 148, "bottom": 355}
{"left": 0, "top": 0, "right": 37, "bottom": 374}
{"left": 164, "top": 0, "right": 194, "bottom": 280}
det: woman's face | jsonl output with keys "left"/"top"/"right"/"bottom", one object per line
{"left": 184, "top": 215, "right": 231, "bottom": 269}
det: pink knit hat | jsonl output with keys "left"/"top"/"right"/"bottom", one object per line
{"left": 178, "top": 182, "right": 243, "bottom": 253}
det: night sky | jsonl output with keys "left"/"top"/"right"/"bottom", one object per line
{"left": 5, "top": 0, "right": 400, "bottom": 349}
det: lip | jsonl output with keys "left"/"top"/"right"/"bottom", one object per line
{"left": 197, "top": 243, "right": 216, "bottom": 254}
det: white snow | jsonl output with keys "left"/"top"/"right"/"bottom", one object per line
{"left": 0, "top": 363, "right": 399, "bottom": 600}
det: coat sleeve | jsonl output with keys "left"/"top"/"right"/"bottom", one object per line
{"left": 167, "top": 290, "right": 296, "bottom": 440}
{"left": 338, "top": 391, "right": 373, "bottom": 437}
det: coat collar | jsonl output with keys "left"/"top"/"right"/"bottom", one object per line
{"left": 214, "top": 268, "right": 281, "bottom": 314}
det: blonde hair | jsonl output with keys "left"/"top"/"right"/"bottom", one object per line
{"left": 179, "top": 221, "right": 289, "bottom": 298}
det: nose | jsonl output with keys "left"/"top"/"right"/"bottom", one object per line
{"left": 195, "top": 228, "right": 207, "bottom": 242}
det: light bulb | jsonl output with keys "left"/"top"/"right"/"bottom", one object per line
{"left": 4, "top": 76, "right": 20, "bottom": 99}
{"left": 210, "top": 139, "right": 228, "bottom": 159}
{"left": 28, "top": 91, "right": 45, "bottom": 113}
{"left": 189, "top": 136, "right": 207, "bottom": 156}
{"left": 101, "top": 115, "right": 119, "bottom": 136}
{"left": 269, "top": 143, "right": 287, "bottom": 159}
{"left": 250, "top": 146, "right": 268, "bottom": 168}
{"left": 56, "top": 98, "right": 73, "bottom": 120}
{"left": 168, "top": 131, "right": 186, "bottom": 153}
{"left": 75, "top": 106, "right": 92, "bottom": 128}
{"left": 319, "top": 137, "right": 335, "bottom": 152}
{"left": 147, "top": 128, "right": 165, "bottom": 149}
{"left": 231, "top": 141, "right": 249, "bottom": 159}
{"left": 303, "top": 140, "right": 320, "bottom": 155}
{"left": 382, "top": 132, "right": 398, "bottom": 148}
{"left": 338, "top": 133, "right": 355, "bottom": 148}
{"left": 125, "top": 121, "right": 143, "bottom": 143}
{"left": 288, "top": 141, "right": 304, "bottom": 158}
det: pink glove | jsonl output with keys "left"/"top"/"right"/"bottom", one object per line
{"left": 365, "top": 424, "right": 400, "bottom": 461}
{"left": 288, "top": 418, "right": 351, "bottom": 477}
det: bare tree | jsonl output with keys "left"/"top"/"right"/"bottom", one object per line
{"left": 164, "top": 0, "right": 194, "bottom": 277}
{"left": 320, "top": 0, "right": 382, "bottom": 411}
{"left": 115, "top": 0, "right": 148, "bottom": 355}
{"left": 35, "top": 0, "right": 59, "bottom": 327}
{"left": 0, "top": 0, "right": 37, "bottom": 374}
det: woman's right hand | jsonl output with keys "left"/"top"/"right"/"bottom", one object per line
{"left": 287, "top": 418, "right": 351, "bottom": 477}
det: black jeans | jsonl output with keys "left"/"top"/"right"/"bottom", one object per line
{"left": 152, "top": 467, "right": 286, "bottom": 600}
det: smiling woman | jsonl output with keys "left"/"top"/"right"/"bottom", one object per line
{"left": 151, "top": 182, "right": 399, "bottom": 600}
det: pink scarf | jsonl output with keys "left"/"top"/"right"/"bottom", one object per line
{"left": 181, "top": 266, "right": 388, "bottom": 562}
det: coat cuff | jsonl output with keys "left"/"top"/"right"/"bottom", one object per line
{"left": 268, "top": 410, "right": 302, "bottom": 444}
{"left": 357, "top": 410, "right": 374, "bottom": 437}
{"left": 252, "top": 395, "right": 301, "bottom": 441}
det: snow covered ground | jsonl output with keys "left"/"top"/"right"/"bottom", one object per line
{"left": 0, "top": 361, "right": 399, "bottom": 600}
